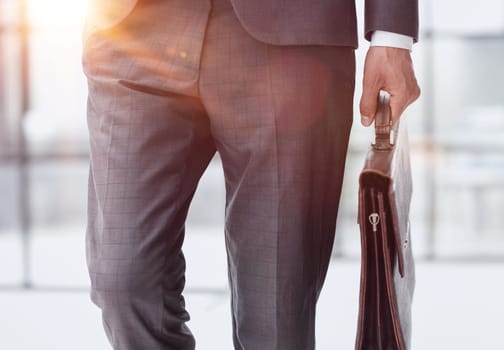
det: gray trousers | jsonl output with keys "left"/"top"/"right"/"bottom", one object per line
{"left": 83, "top": 0, "right": 355, "bottom": 348}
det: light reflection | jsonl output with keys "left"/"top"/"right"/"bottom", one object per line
{"left": 27, "top": 0, "right": 89, "bottom": 27}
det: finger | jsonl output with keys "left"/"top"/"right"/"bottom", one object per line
{"left": 359, "top": 83, "right": 381, "bottom": 127}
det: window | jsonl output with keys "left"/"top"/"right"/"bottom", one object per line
{"left": 1, "top": 0, "right": 503, "bottom": 290}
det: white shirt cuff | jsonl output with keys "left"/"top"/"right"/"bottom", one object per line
{"left": 370, "top": 30, "right": 414, "bottom": 51}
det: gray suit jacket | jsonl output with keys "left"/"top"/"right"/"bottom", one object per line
{"left": 84, "top": 0, "right": 418, "bottom": 48}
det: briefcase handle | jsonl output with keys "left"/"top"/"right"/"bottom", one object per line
{"left": 372, "top": 92, "right": 398, "bottom": 151}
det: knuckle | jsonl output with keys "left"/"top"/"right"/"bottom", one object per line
{"left": 391, "top": 98, "right": 407, "bottom": 113}
{"left": 413, "top": 85, "right": 421, "bottom": 99}
{"left": 409, "top": 79, "right": 421, "bottom": 98}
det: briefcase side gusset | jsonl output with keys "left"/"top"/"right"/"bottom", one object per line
{"left": 359, "top": 120, "right": 413, "bottom": 278}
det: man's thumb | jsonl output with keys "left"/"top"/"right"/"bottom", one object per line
{"left": 359, "top": 86, "right": 380, "bottom": 127}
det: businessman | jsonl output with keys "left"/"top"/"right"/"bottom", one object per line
{"left": 82, "top": 0, "right": 420, "bottom": 349}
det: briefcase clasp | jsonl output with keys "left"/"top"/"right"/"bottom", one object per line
{"left": 369, "top": 213, "right": 380, "bottom": 232}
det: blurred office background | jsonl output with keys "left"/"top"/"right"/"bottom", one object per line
{"left": 1, "top": 0, "right": 503, "bottom": 349}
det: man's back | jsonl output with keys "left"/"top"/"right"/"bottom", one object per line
{"left": 84, "top": 0, "right": 418, "bottom": 48}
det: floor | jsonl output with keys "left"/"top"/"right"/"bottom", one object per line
{"left": 0, "top": 229, "right": 503, "bottom": 349}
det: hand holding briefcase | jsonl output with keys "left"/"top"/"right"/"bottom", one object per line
{"left": 354, "top": 93, "right": 416, "bottom": 350}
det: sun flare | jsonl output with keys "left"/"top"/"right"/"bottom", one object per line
{"left": 27, "top": 0, "right": 89, "bottom": 27}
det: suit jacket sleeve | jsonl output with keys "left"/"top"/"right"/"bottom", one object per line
{"left": 364, "top": 0, "right": 419, "bottom": 43}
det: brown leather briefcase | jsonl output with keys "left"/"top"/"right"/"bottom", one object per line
{"left": 354, "top": 93, "right": 416, "bottom": 350}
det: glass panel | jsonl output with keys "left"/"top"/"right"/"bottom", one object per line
{"left": 0, "top": 165, "right": 23, "bottom": 284}
{"left": 26, "top": 0, "right": 88, "bottom": 29}
{"left": 29, "top": 160, "right": 89, "bottom": 286}
{"left": 25, "top": 29, "right": 89, "bottom": 157}
{"left": 0, "top": 0, "right": 21, "bottom": 27}
{"left": 0, "top": 0, "right": 23, "bottom": 285}
{"left": 0, "top": 32, "right": 23, "bottom": 157}
{"left": 429, "top": 0, "right": 504, "bottom": 35}
{"left": 22, "top": 0, "right": 90, "bottom": 286}
{"left": 431, "top": 37, "right": 504, "bottom": 257}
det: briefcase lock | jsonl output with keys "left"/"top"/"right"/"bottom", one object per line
{"left": 369, "top": 213, "right": 380, "bottom": 232}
